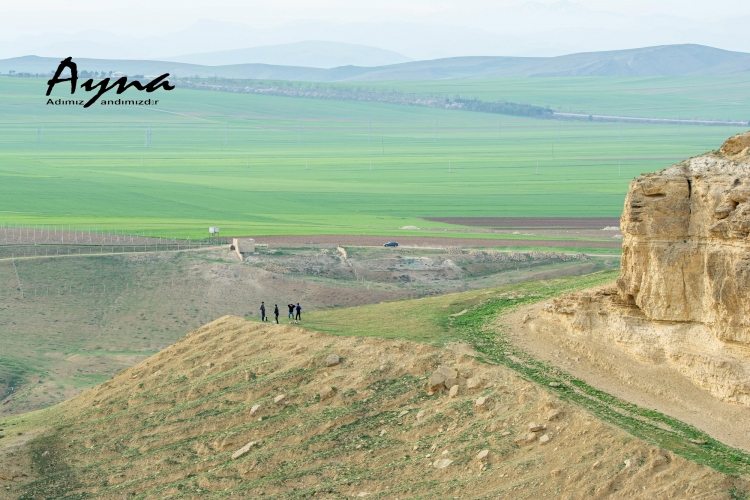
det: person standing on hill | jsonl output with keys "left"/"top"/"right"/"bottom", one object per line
{"left": 288, "top": 303, "right": 295, "bottom": 322}
{"left": 274, "top": 304, "right": 280, "bottom": 324}
{"left": 295, "top": 303, "right": 302, "bottom": 322}
{"left": 260, "top": 301, "right": 266, "bottom": 322}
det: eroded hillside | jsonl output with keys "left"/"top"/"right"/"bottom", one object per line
{"left": 1, "top": 317, "right": 744, "bottom": 499}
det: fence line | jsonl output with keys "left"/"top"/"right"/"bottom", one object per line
{"left": 0, "top": 223, "right": 228, "bottom": 247}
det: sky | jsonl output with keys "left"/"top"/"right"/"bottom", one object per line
{"left": 2, "top": 0, "right": 750, "bottom": 61}
{"left": 3, "top": 0, "right": 749, "bottom": 37}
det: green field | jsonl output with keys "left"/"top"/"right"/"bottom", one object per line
{"left": 370, "top": 75, "right": 750, "bottom": 122}
{"left": 0, "top": 77, "right": 746, "bottom": 238}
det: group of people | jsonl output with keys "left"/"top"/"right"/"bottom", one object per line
{"left": 259, "top": 301, "right": 301, "bottom": 324}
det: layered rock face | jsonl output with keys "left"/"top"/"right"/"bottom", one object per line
{"left": 536, "top": 132, "right": 750, "bottom": 405}
{"left": 617, "top": 131, "right": 750, "bottom": 344}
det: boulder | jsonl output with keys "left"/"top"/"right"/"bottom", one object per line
{"left": 433, "top": 459, "right": 453, "bottom": 469}
{"left": 448, "top": 385, "right": 460, "bottom": 398}
{"left": 319, "top": 386, "right": 335, "bottom": 401}
{"left": 515, "top": 433, "right": 537, "bottom": 445}
{"left": 249, "top": 404, "right": 261, "bottom": 415}
{"left": 274, "top": 394, "right": 286, "bottom": 404}
{"left": 466, "top": 377, "right": 482, "bottom": 389}
{"left": 428, "top": 372, "right": 447, "bottom": 391}
{"left": 444, "top": 377, "right": 459, "bottom": 390}
{"left": 325, "top": 354, "right": 340, "bottom": 366}
{"left": 476, "top": 449, "right": 490, "bottom": 462}
{"left": 231, "top": 441, "right": 257, "bottom": 460}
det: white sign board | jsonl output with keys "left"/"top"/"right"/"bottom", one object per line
{"left": 209, "top": 227, "right": 219, "bottom": 234}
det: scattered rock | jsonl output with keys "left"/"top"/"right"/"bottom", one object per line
{"left": 551, "top": 469, "right": 561, "bottom": 477}
{"left": 274, "top": 394, "right": 286, "bottom": 404}
{"left": 416, "top": 410, "right": 426, "bottom": 421}
{"left": 690, "top": 439, "right": 707, "bottom": 445}
{"left": 547, "top": 409, "right": 561, "bottom": 421}
{"left": 539, "top": 434, "right": 550, "bottom": 445}
{"left": 399, "top": 410, "right": 409, "bottom": 417}
{"left": 319, "top": 386, "right": 335, "bottom": 401}
{"left": 476, "top": 449, "right": 490, "bottom": 462}
{"left": 624, "top": 459, "right": 632, "bottom": 468}
{"left": 357, "top": 492, "right": 369, "bottom": 497}
{"left": 522, "top": 313, "right": 531, "bottom": 324}
{"left": 231, "top": 441, "right": 257, "bottom": 460}
{"left": 528, "top": 423, "right": 545, "bottom": 432}
{"left": 475, "top": 396, "right": 488, "bottom": 408}
{"left": 548, "top": 382, "right": 561, "bottom": 387}
{"left": 592, "top": 461, "right": 602, "bottom": 469}
{"left": 325, "top": 354, "right": 340, "bottom": 367}
{"left": 448, "top": 385, "right": 460, "bottom": 398}
{"left": 249, "top": 404, "right": 261, "bottom": 415}
{"left": 428, "top": 374, "right": 448, "bottom": 391}
{"left": 501, "top": 431, "right": 511, "bottom": 437}
{"left": 444, "top": 377, "right": 458, "bottom": 390}
{"left": 515, "top": 433, "right": 537, "bottom": 445}
{"left": 433, "top": 459, "right": 453, "bottom": 469}
{"left": 466, "top": 378, "right": 482, "bottom": 389}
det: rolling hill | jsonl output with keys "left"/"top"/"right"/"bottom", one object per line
{"left": 2, "top": 44, "right": 750, "bottom": 81}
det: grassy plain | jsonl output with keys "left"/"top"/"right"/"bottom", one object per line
{"left": 0, "top": 77, "right": 746, "bottom": 238}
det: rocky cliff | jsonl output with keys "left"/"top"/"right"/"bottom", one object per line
{"left": 617, "top": 131, "right": 750, "bottom": 343}
{"left": 534, "top": 132, "right": 750, "bottom": 405}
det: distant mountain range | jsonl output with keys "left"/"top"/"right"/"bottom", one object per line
{"left": 166, "top": 41, "right": 411, "bottom": 68}
{"left": 3, "top": 44, "right": 750, "bottom": 81}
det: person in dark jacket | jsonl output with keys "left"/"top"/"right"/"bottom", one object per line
{"left": 295, "top": 303, "right": 302, "bottom": 321}
{"left": 260, "top": 301, "right": 266, "bottom": 322}
{"left": 288, "top": 303, "right": 295, "bottom": 321}
{"left": 274, "top": 304, "right": 279, "bottom": 324}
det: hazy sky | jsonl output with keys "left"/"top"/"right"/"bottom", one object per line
{"left": 3, "top": 0, "right": 750, "bottom": 38}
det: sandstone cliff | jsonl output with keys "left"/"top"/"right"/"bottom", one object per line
{"left": 618, "top": 131, "right": 750, "bottom": 343}
{"left": 534, "top": 131, "right": 750, "bottom": 405}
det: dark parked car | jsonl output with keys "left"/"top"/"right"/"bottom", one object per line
{"left": 383, "top": 241, "right": 399, "bottom": 247}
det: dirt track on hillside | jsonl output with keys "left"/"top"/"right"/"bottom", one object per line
{"left": 253, "top": 234, "right": 621, "bottom": 249}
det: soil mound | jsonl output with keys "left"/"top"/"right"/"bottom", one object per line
{"left": 2, "top": 317, "right": 743, "bottom": 498}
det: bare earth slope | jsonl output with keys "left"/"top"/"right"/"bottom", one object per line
{"left": 2, "top": 317, "right": 746, "bottom": 499}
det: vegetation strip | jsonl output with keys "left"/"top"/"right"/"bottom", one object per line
{"left": 449, "top": 271, "right": 750, "bottom": 476}
{"left": 177, "top": 79, "right": 554, "bottom": 119}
